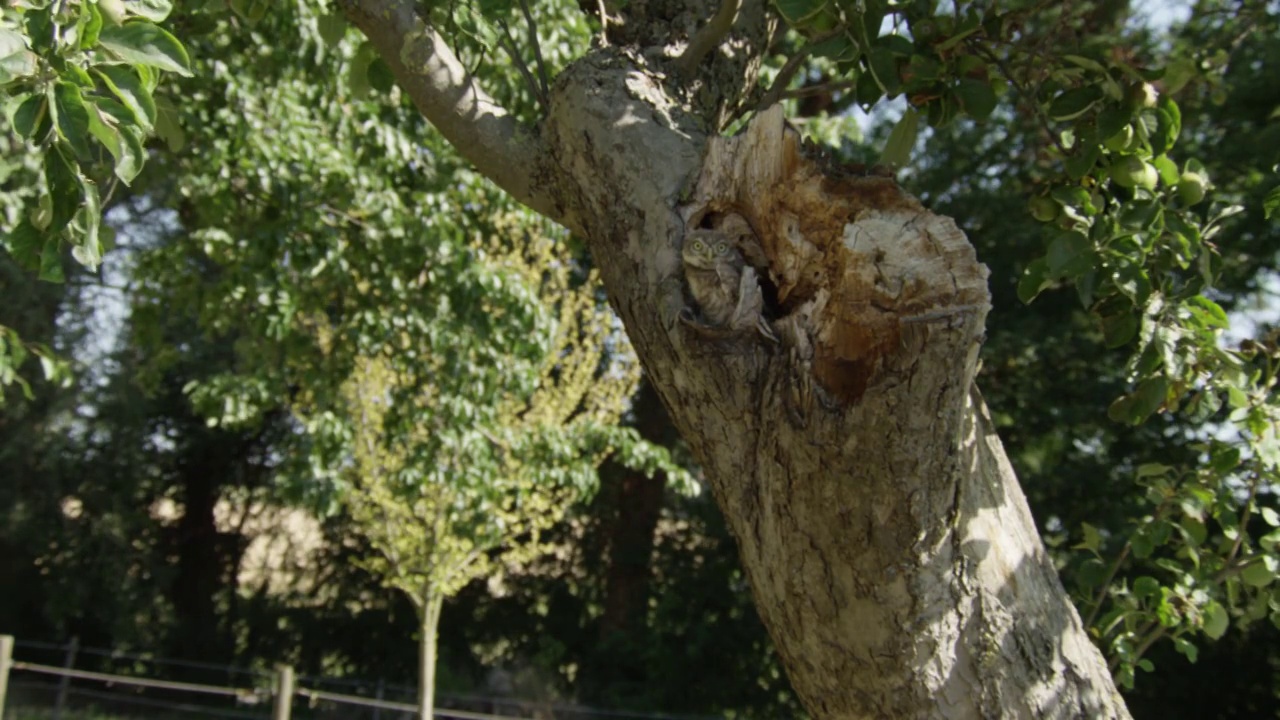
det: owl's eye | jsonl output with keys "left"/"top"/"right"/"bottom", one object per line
{"left": 714, "top": 242, "right": 728, "bottom": 253}
{"left": 691, "top": 239, "right": 705, "bottom": 251}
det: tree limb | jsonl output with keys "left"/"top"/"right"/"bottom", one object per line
{"left": 496, "top": 19, "right": 549, "bottom": 112}
{"left": 674, "top": 0, "right": 741, "bottom": 76}
{"left": 517, "top": 0, "right": 550, "bottom": 102}
{"left": 754, "top": 28, "right": 846, "bottom": 110}
{"left": 338, "top": 0, "right": 563, "bottom": 225}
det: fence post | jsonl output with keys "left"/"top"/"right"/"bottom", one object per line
{"left": 0, "top": 635, "right": 14, "bottom": 718}
{"left": 372, "top": 677, "right": 384, "bottom": 720}
{"left": 272, "top": 665, "right": 294, "bottom": 720}
{"left": 52, "top": 636, "right": 78, "bottom": 720}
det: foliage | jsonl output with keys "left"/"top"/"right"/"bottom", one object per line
{"left": 0, "top": 0, "right": 187, "bottom": 275}
{"left": 322, "top": 223, "right": 642, "bottom": 604}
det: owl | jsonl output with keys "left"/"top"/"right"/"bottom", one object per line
{"left": 681, "top": 229, "right": 777, "bottom": 342}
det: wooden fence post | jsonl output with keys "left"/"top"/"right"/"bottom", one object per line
{"left": 272, "top": 665, "right": 294, "bottom": 720}
{"left": 0, "top": 635, "right": 14, "bottom": 718}
{"left": 52, "top": 636, "right": 78, "bottom": 720}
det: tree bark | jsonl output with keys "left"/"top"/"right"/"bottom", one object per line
{"left": 343, "top": 3, "right": 1132, "bottom": 717}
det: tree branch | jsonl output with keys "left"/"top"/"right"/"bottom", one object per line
{"left": 517, "top": 0, "right": 550, "bottom": 101}
{"left": 496, "top": 19, "right": 548, "bottom": 112}
{"left": 754, "top": 28, "right": 845, "bottom": 110}
{"left": 338, "top": 0, "right": 563, "bottom": 225}
{"left": 674, "top": 0, "right": 741, "bottom": 76}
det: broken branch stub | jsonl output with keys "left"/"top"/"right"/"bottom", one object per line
{"left": 685, "top": 105, "right": 991, "bottom": 405}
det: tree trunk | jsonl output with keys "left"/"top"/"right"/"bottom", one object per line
{"left": 417, "top": 589, "right": 444, "bottom": 720}
{"left": 342, "top": 3, "right": 1132, "bottom": 716}
{"left": 537, "top": 80, "right": 1129, "bottom": 716}
{"left": 599, "top": 382, "right": 674, "bottom": 642}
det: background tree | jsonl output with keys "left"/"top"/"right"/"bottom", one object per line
{"left": 322, "top": 223, "right": 647, "bottom": 719}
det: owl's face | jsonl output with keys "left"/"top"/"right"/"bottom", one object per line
{"left": 682, "top": 233, "right": 732, "bottom": 269}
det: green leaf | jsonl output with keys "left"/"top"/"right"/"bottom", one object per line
{"left": 1046, "top": 231, "right": 1090, "bottom": 278}
{"left": 98, "top": 22, "right": 193, "bottom": 77}
{"left": 318, "top": 13, "right": 347, "bottom": 46}
{"left": 154, "top": 99, "right": 186, "bottom": 152}
{"left": 868, "top": 48, "right": 900, "bottom": 96}
{"left": 1136, "top": 463, "right": 1171, "bottom": 478}
{"left": 1130, "top": 529, "right": 1155, "bottom": 559}
{"left": 1076, "top": 557, "right": 1109, "bottom": 592}
{"left": 1152, "top": 97, "right": 1181, "bottom": 156}
{"left": 811, "top": 32, "right": 858, "bottom": 62}
{"left": 348, "top": 42, "right": 376, "bottom": 100}
{"left": 774, "top": 0, "right": 826, "bottom": 26}
{"left": 53, "top": 82, "right": 94, "bottom": 161}
{"left": 12, "top": 93, "right": 47, "bottom": 139}
{"left": 1100, "top": 313, "right": 1141, "bottom": 348}
{"left": 78, "top": 1, "right": 104, "bottom": 50}
{"left": 879, "top": 107, "right": 918, "bottom": 167}
{"left": 6, "top": 219, "right": 44, "bottom": 269}
{"left": 1097, "top": 104, "right": 1133, "bottom": 143}
{"left": 72, "top": 178, "right": 102, "bottom": 270}
{"left": 44, "top": 147, "right": 83, "bottom": 234}
{"left": 39, "top": 237, "right": 64, "bottom": 283}
{"left": 1184, "top": 296, "right": 1228, "bottom": 330}
{"left": 1049, "top": 86, "right": 1103, "bottom": 121}
{"left": 1065, "top": 143, "right": 1101, "bottom": 180}
{"left": 130, "top": 0, "right": 175, "bottom": 22}
{"left": 1173, "top": 637, "right": 1199, "bottom": 663}
{"left": 1242, "top": 559, "right": 1276, "bottom": 588}
{"left": 1076, "top": 522, "right": 1103, "bottom": 553}
{"left": 1133, "top": 575, "right": 1160, "bottom": 600}
{"left": 1152, "top": 154, "right": 1179, "bottom": 187}
{"left": 0, "top": 28, "right": 37, "bottom": 84}
{"left": 1017, "top": 257, "right": 1052, "bottom": 304}
{"left": 94, "top": 65, "right": 156, "bottom": 130}
{"left": 87, "top": 98, "right": 143, "bottom": 183}
{"left": 954, "top": 78, "right": 996, "bottom": 120}
{"left": 1062, "top": 53, "right": 1108, "bottom": 74}
{"left": 1202, "top": 601, "right": 1229, "bottom": 640}
{"left": 1108, "top": 377, "right": 1168, "bottom": 425}
{"left": 1264, "top": 185, "right": 1280, "bottom": 220}
{"left": 1262, "top": 507, "right": 1280, "bottom": 527}
{"left": 876, "top": 33, "right": 915, "bottom": 56}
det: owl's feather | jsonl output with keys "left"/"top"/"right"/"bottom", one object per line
{"left": 681, "top": 230, "right": 776, "bottom": 342}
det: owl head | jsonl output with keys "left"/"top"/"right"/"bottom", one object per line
{"left": 682, "top": 231, "right": 732, "bottom": 269}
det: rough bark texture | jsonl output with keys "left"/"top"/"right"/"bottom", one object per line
{"left": 343, "top": 2, "right": 1133, "bottom": 716}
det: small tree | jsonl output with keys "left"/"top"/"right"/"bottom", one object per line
{"left": 313, "top": 225, "right": 642, "bottom": 720}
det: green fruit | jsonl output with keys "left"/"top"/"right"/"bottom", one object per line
{"left": 98, "top": 0, "right": 127, "bottom": 25}
{"left": 1103, "top": 125, "right": 1135, "bottom": 153}
{"left": 1111, "top": 156, "right": 1158, "bottom": 190}
{"left": 1028, "top": 195, "right": 1059, "bottom": 222}
{"left": 1177, "top": 171, "right": 1208, "bottom": 205}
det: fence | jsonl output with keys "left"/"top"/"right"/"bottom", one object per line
{"left": 0, "top": 637, "right": 717, "bottom": 720}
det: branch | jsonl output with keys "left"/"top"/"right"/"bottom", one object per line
{"left": 754, "top": 28, "right": 845, "bottom": 110}
{"left": 517, "top": 0, "right": 550, "bottom": 101}
{"left": 338, "top": 0, "right": 562, "bottom": 225}
{"left": 496, "top": 20, "right": 548, "bottom": 112}
{"left": 673, "top": 0, "right": 741, "bottom": 76}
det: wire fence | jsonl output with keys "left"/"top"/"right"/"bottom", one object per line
{"left": 0, "top": 636, "right": 719, "bottom": 720}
